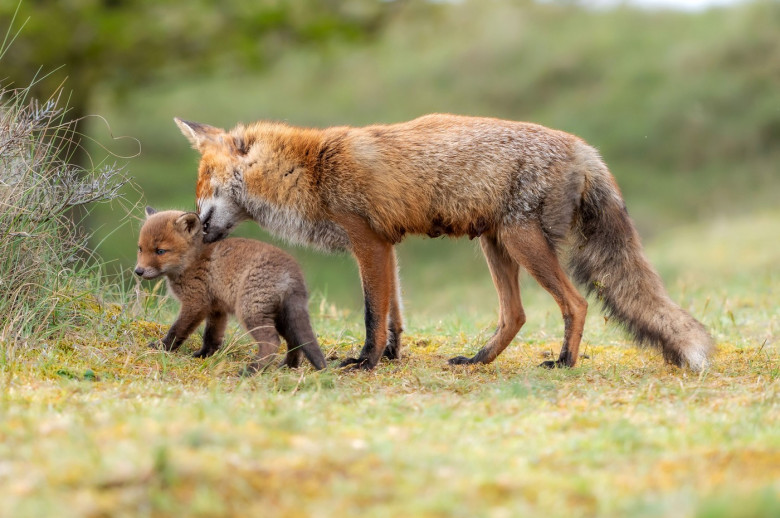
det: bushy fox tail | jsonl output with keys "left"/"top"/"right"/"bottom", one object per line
{"left": 567, "top": 145, "right": 713, "bottom": 371}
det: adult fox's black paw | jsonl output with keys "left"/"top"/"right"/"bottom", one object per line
{"left": 448, "top": 355, "right": 475, "bottom": 365}
{"left": 539, "top": 360, "right": 574, "bottom": 369}
{"left": 383, "top": 342, "right": 400, "bottom": 360}
{"left": 339, "top": 357, "right": 375, "bottom": 370}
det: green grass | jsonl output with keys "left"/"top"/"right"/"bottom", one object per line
{"left": 3, "top": 2, "right": 779, "bottom": 515}
{"left": 84, "top": 0, "right": 780, "bottom": 302}
{"left": 1, "top": 210, "right": 777, "bottom": 518}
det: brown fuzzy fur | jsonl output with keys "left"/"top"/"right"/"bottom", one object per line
{"left": 174, "top": 113, "right": 713, "bottom": 371}
{"left": 135, "top": 208, "right": 327, "bottom": 373}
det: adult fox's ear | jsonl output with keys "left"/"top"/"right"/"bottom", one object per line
{"left": 145, "top": 206, "right": 157, "bottom": 218}
{"left": 175, "top": 212, "right": 201, "bottom": 237}
{"left": 174, "top": 118, "right": 226, "bottom": 152}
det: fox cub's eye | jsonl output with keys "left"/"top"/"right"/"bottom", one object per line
{"left": 155, "top": 249, "right": 167, "bottom": 256}
{"left": 138, "top": 246, "right": 142, "bottom": 252}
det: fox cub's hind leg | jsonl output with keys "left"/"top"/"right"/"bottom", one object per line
{"left": 501, "top": 223, "right": 588, "bottom": 368}
{"left": 241, "top": 314, "right": 282, "bottom": 376}
{"left": 449, "top": 233, "right": 525, "bottom": 365}
{"left": 192, "top": 311, "right": 228, "bottom": 358}
{"left": 277, "top": 294, "right": 327, "bottom": 370}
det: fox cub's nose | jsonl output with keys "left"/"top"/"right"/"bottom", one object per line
{"left": 134, "top": 266, "right": 145, "bottom": 277}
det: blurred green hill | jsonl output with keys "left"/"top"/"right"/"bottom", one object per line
{"left": 83, "top": 0, "right": 780, "bottom": 318}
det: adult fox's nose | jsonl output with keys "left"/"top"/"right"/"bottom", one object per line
{"left": 134, "top": 266, "right": 145, "bottom": 277}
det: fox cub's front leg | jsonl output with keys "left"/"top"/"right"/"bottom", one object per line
{"left": 192, "top": 312, "right": 228, "bottom": 358}
{"left": 149, "top": 307, "right": 206, "bottom": 352}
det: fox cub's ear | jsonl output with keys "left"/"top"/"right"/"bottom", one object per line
{"left": 145, "top": 206, "right": 157, "bottom": 218}
{"left": 175, "top": 212, "right": 201, "bottom": 237}
{"left": 174, "top": 118, "right": 225, "bottom": 152}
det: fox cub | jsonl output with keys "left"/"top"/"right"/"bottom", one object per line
{"left": 135, "top": 207, "right": 327, "bottom": 373}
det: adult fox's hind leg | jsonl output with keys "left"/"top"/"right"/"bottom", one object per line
{"left": 501, "top": 223, "right": 588, "bottom": 368}
{"left": 449, "top": 233, "right": 525, "bottom": 365}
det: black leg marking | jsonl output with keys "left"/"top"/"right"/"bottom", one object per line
{"left": 383, "top": 328, "right": 401, "bottom": 360}
{"left": 340, "top": 296, "right": 381, "bottom": 370}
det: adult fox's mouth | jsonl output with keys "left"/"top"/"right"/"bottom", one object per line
{"left": 203, "top": 229, "right": 229, "bottom": 243}
{"left": 198, "top": 206, "right": 229, "bottom": 243}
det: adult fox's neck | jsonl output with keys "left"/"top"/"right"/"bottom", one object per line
{"left": 238, "top": 123, "right": 348, "bottom": 214}
{"left": 232, "top": 123, "right": 352, "bottom": 252}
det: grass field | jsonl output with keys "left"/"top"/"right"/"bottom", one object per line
{"left": 3, "top": 2, "right": 779, "bottom": 516}
{"left": 1, "top": 209, "right": 777, "bottom": 518}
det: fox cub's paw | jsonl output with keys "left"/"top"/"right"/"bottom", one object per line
{"left": 239, "top": 359, "right": 275, "bottom": 377}
{"left": 147, "top": 339, "right": 164, "bottom": 350}
{"left": 192, "top": 347, "right": 217, "bottom": 359}
{"left": 281, "top": 351, "right": 303, "bottom": 369}
{"left": 238, "top": 363, "right": 260, "bottom": 377}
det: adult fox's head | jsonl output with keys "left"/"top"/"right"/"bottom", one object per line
{"left": 135, "top": 207, "right": 203, "bottom": 279}
{"left": 174, "top": 118, "right": 253, "bottom": 243}
{"left": 175, "top": 116, "right": 351, "bottom": 253}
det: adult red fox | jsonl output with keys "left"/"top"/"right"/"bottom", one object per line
{"left": 175, "top": 114, "right": 713, "bottom": 372}
{"left": 135, "top": 208, "right": 327, "bottom": 373}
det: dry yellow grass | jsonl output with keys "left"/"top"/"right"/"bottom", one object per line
{"left": 1, "top": 329, "right": 778, "bottom": 518}
{"left": 1, "top": 211, "right": 778, "bottom": 518}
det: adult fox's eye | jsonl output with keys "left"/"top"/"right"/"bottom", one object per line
{"left": 138, "top": 246, "right": 142, "bottom": 252}
{"left": 156, "top": 249, "right": 167, "bottom": 256}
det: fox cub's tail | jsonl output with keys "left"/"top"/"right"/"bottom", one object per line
{"left": 567, "top": 145, "right": 713, "bottom": 371}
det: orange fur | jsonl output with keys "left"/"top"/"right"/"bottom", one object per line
{"left": 174, "top": 114, "right": 713, "bottom": 372}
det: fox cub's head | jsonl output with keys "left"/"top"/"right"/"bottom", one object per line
{"left": 135, "top": 207, "right": 203, "bottom": 280}
{"left": 174, "top": 118, "right": 253, "bottom": 244}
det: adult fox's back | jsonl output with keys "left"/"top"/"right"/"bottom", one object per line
{"left": 176, "top": 113, "right": 713, "bottom": 371}
{"left": 332, "top": 115, "right": 574, "bottom": 243}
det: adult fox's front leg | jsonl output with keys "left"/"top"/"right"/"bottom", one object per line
{"left": 337, "top": 213, "right": 393, "bottom": 370}
{"left": 383, "top": 247, "right": 404, "bottom": 360}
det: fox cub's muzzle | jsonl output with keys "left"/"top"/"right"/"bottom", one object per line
{"left": 134, "top": 266, "right": 161, "bottom": 280}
